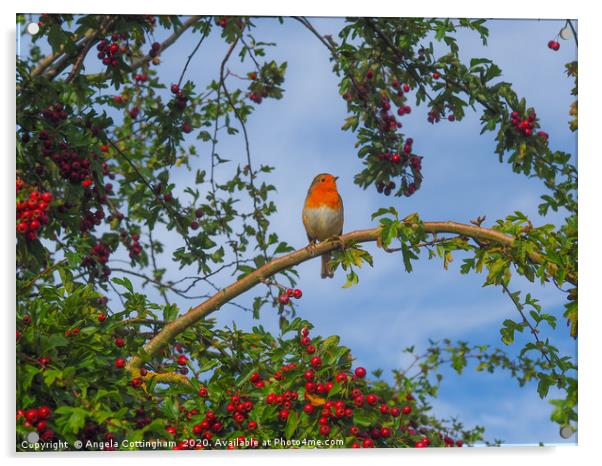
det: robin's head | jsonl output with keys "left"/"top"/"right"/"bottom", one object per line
{"left": 310, "top": 173, "right": 339, "bottom": 191}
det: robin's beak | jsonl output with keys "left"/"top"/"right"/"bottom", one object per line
{"left": 334, "top": 176, "right": 339, "bottom": 181}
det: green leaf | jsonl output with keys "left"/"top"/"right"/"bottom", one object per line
{"left": 284, "top": 410, "right": 299, "bottom": 439}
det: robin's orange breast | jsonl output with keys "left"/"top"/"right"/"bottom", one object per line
{"left": 302, "top": 204, "right": 343, "bottom": 241}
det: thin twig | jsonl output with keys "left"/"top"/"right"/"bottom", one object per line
{"left": 177, "top": 20, "right": 211, "bottom": 88}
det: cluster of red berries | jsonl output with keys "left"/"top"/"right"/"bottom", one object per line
{"left": 278, "top": 287, "right": 303, "bottom": 305}
{"left": 133, "top": 73, "right": 148, "bottom": 83}
{"left": 376, "top": 180, "right": 396, "bottom": 196}
{"left": 51, "top": 147, "right": 94, "bottom": 186}
{"left": 41, "top": 102, "right": 68, "bottom": 125}
{"left": 225, "top": 394, "right": 256, "bottom": 425}
{"left": 249, "top": 371, "right": 265, "bottom": 388}
{"left": 189, "top": 410, "right": 222, "bottom": 441}
{"left": 96, "top": 34, "right": 128, "bottom": 67}
{"left": 119, "top": 230, "right": 142, "bottom": 258}
{"left": 548, "top": 40, "right": 560, "bottom": 51}
{"left": 79, "top": 206, "right": 108, "bottom": 233}
{"left": 265, "top": 389, "right": 300, "bottom": 414}
{"left": 170, "top": 84, "right": 189, "bottom": 110}
{"left": 91, "top": 242, "right": 110, "bottom": 264}
{"left": 132, "top": 407, "right": 153, "bottom": 429}
{"left": 248, "top": 91, "right": 264, "bottom": 104}
{"left": 81, "top": 241, "right": 112, "bottom": 279}
{"left": 510, "top": 111, "right": 548, "bottom": 140}
{"left": 16, "top": 185, "right": 52, "bottom": 241}
{"left": 17, "top": 405, "right": 54, "bottom": 441}
{"left": 65, "top": 326, "right": 81, "bottom": 337}
{"left": 149, "top": 41, "right": 161, "bottom": 58}
{"left": 377, "top": 94, "right": 404, "bottom": 133}
{"left": 427, "top": 104, "right": 457, "bottom": 123}
{"left": 427, "top": 107, "right": 442, "bottom": 124}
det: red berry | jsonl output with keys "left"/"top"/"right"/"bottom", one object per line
{"left": 300, "top": 336, "right": 311, "bottom": 346}
{"left": 98, "top": 313, "right": 106, "bottom": 322}
{"left": 354, "top": 367, "right": 367, "bottom": 378}
{"left": 380, "top": 404, "right": 389, "bottom": 414}
{"left": 403, "top": 83, "right": 410, "bottom": 92}
{"left": 390, "top": 407, "right": 401, "bottom": 417}
{"left": 366, "top": 393, "right": 378, "bottom": 405}
{"left": 362, "top": 438, "right": 374, "bottom": 448}
{"left": 25, "top": 409, "right": 39, "bottom": 422}
{"left": 115, "top": 337, "right": 125, "bottom": 347}
{"left": 16, "top": 222, "right": 28, "bottom": 234}
{"left": 304, "top": 369, "right": 315, "bottom": 381}
{"left": 190, "top": 221, "right": 199, "bottom": 230}
{"left": 303, "top": 403, "right": 314, "bottom": 414}
{"left": 131, "top": 377, "right": 143, "bottom": 388}
{"left": 293, "top": 289, "right": 302, "bottom": 299}
{"left": 41, "top": 192, "right": 53, "bottom": 203}
{"left": 279, "top": 409, "right": 289, "bottom": 421}
{"left": 278, "top": 293, "right": 290, "bottom": 305}
{"left": 432, "top": 72, "right": 441, "bottom": 79}
{"left": 247, "top": 421, "right": 257, "bottom": 431}
{"left": 306, "top": 345, "right": 316, "bottom": 354}
{"left": 310, "top": 356, "right": 322, "bottom": 368}
{"left": 177, "top": 355, "right": 188, "bottom": 366}
{"left": 250, "top": 372, "right": 261, "bottom": 383}
{"left": 319, "top": 424, "right": 331, "bottom": 436}
{"left": 37, "top": 420, "right": 48, "bottom": 431}
{"left": 171, "top": 84, "right": 180, "bottom": 94}
{"left": 402, "top": 405, "right": 412, "bottom": 415}
{"left": 38, "top": 406, "right": 52, "bottom": 419}
{"left": 198, "top": 387, "right": 208, "bottom": 397}
{"left": 548, "top": 40, "right": 560, "bottom": 51}
{"left": 115, "top": 358, "right": 126, "bottom": 368}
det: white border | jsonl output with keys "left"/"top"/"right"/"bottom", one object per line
{"left": 3, "top": 1, "right": 599, "bottom": 465}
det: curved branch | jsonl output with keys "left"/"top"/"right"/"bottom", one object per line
{"left": 126, "top": 220, "right": 575, "bottom": 369}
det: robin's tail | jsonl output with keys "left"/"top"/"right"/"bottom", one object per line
{"left": 321, "top": 253, "right": 334, "bottom": 279}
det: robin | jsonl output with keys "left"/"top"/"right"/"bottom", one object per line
{"left": 302, "top": 173, "right": 344, "bottom": 278}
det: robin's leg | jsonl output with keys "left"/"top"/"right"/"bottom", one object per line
{"left": 305, "top": 237, "right": 318, "bottom": 256}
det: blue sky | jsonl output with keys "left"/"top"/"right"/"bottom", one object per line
{"left": 19, "top": 16, "right": 578, "bottom": 445}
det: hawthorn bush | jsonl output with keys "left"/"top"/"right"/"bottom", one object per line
{"left": 16, "top": 14, "right": 577, "bottom": 450}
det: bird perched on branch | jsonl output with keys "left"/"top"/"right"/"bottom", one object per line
{"left": 302, "top": 173, "right": 344, "bottom": 278}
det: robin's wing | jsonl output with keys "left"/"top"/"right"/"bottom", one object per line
{"left": 337, "top": 192, "right": 344, "bottom": 235}
{"left": 302, "top": 204, "right": 315, "bottom": 242}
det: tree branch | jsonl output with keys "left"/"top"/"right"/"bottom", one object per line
{"left": 126, "top": 220, "right": 576, "bottom": 369}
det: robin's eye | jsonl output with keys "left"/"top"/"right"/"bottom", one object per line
{"left": 321, "top": 178, "right": 325, "bottom": 182}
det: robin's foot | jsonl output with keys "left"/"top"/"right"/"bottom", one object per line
{"left": 306, "top": 240, "right": 318, "bottom": 257}
{"left": 327, "top": 235, "right": 345, "bottom": 249}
